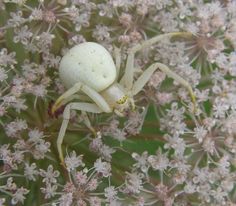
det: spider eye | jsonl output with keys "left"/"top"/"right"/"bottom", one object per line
{"left": 116, "top": 95, "right": 128, "bottom": 104}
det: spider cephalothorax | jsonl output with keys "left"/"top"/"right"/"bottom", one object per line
{"left": 52, "top": 32, "right": 196, "bottom": 165}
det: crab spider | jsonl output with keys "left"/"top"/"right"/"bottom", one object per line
{"left": 52, "top": 32, "right": 196, "bottom": 165}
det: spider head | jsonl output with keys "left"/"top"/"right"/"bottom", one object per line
{"left": 114, "top": 94, "right": 135, "bottom": 116}
{"left": 101, "top": 83, "right": 135, "bottom": 117}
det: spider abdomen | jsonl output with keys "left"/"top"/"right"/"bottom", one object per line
{"left": 59, "top": 42, "right": 116, "bottom": 92}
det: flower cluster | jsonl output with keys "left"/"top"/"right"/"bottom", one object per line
{"left": 0, "top": 0, "right": 236, "bottom": 205}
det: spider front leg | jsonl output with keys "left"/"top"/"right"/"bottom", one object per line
{"left": 114, "top": 46, "right": 121, "bottom": 81}
{"left": 131, "top": 62, "right": 196, "bottom": 111}
{"left": 52, "top": 82, "right": 112, "bottom": 165}
{"left": 52, "top": 82, "right": 112, "bottom": 114}
{"left": 57, "top": 102, "right": 103, "bottom": 166}
{"left": 52, "top": 82, "right": 83, "bottom": 114}
{"left": 122, "top": 32, "right": 193, "bottom": 89}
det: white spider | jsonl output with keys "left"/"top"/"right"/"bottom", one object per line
{"left": 51, "top": 32, "right": 196, "bottom": 165}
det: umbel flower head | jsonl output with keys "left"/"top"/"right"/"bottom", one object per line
{"left": 0, "top": 0, "right": 236, "bottom": 205}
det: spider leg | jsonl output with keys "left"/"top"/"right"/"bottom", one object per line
{"left": 58, "top": 94, "right": 92, "bottom": 106}
{"left": 132, "top": 62, "right": 196, "bottom": 109}
{"left": 121, "top": 32, "right": 193, "bottom": 90}
{"left": 56, "top": 94, "right": 99, "bottom": 135}
{"left": 59, "top": 94, "right": 98, "bottom": 135}
{"left": 52, "top": 82, "right": 112, "bottom": 114}
{"left": 81, "top": 85, "right": 112, "bottom": 113}
{"left": 57, "top": 102, "right": 103, "bottom": 166}
{"left": 81, "top": 111, "right": 97, "bottom": 135}
{"left": 53, "top": 82, "right": 112, "bottom": 165}
{"left": 52, "top": 82, "right": 83, "bottom": 114}
{"left": 114, "top": 46, "right": 121, "bottom": 81}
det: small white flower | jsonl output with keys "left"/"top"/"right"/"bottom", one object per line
{"left": 123, "top": 173, "right": 143, "bottom": 194}
{"left": 94, "top": 158, "right": 111, "bottom": 177}
{"left": 132, "top": 151, "right": 149, "bottom": 173}
{"left": 0, "top": 198, "right": 6, "bottom": 206}
{"left": 28, "top": 129, "right": 44, "bottom": 143}
{"left": 184, "top": 181, "right": 196, "bottom": 194}
{"left": 40, "top": 165, "right": 59, "bottom": 184}
{"left": 89, "top": 196, "right": 102, "bottom": 206}
{"left": 104, "top": 186, "right": 117, "bottom": 202}
{"left": 59, "top": 193, "right": 73, "bottom": 206}
{"left": 41, "top": 183, "right": 58, "bottom": 199}
{"left": 11, "top": 187, "right": 29, "bottom": 205}
{"left": 65, "top": 151, "right": 84, "bottom": 172}
{"left": 24, "top": 163, "right": 38, "bottom": 181}
{"left": 148, "top": 149, "right": 169, "bottom": 171}
{"left": 0, "top": 67, "right": 7, "bottom": 82}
